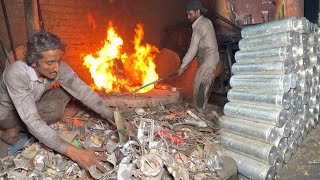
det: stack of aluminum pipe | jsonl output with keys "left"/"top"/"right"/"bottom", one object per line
{"left": 219, "top": 17, "right": 320, "bottom": 180}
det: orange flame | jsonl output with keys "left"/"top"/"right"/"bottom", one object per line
{"left": 83, "top": 22, "right": 159, "bottom": 93}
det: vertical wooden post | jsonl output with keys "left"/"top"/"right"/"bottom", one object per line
{"left": 24, "top": 0, "right": 40, "bottom": 39}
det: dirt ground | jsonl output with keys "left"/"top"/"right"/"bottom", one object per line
{"left": 0, "top": 95, "right": 319, "bottom": 179}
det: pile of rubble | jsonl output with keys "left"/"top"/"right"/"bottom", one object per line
{"left": 0, "top": 102, "right": 236, "bottom": 180}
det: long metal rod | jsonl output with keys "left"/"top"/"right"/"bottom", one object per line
{"left": 132, "top": 72, "right": 178, "bottom": 94}
{"left": 1, "top": 0, "right": 17, "bottom": 61}
{"left": 221, "top": 149, "right": 276, "bottom": 180}
{"left": 220, "top": 131, "right": 278, "bottom": 165}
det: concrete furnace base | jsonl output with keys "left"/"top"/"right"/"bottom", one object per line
{"left": 99, "top": 89, "right": 180, "bottom": 108}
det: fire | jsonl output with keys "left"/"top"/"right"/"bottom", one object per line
{"left": 83, "top": 22, "right": 159, "bottom": 93}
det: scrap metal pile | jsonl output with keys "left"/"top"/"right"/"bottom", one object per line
{"left": 219, "top": 17, "right": 320, "bottom": 179}
{"left": 0, "top": 103, "right": 233, "bottom": 180}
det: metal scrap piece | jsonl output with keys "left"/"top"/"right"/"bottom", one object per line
{"left": 157, "top": 150, "right": 189, "bottom": 180}
{"left": 137, "top": 153, "right": 164, "bottom": 179}
{"left": 13, "top": 154, "right": 31, "bottom": 171}
{"left": 136, "top": 118, "right": 155, "bottom": 147}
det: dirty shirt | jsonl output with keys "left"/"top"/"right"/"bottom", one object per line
{"left": 180, "top": 15, "right": 219, "bottom": 69}
{"left": 0, "top": 61, "right": 112, "bottom": 154}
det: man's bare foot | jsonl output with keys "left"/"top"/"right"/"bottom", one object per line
{"left": 0, "top": 128, "right": 27, "bottom": 145}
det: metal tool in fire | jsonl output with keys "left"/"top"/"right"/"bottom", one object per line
{"left": 132, "top": 72, "right": 178, "bottom": 96}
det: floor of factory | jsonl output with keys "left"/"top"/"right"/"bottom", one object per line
{"left": 0, "top": 94, "right": 319, "bottom": 179}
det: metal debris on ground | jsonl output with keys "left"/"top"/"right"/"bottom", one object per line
{"left": 0, "top": 102, "right": 229, "bottom": 179}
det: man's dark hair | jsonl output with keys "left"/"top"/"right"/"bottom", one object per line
{"left": 25, "top": 31, "right": 66, "bottom": 65}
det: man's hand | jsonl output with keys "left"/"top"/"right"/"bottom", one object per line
{"left": 178, "top": 67, "right": 186, "bottom": 76}
{"left": 65, "top": 145, "right": 107, "bottom": 172}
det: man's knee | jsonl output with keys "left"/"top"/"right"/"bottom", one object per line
{"left": 37, "top": 99, "right": 66, "bottom": 125}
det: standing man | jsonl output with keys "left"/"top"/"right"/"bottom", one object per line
{"left": 0, "top": 31, "right": 114, "bottom": 171}
{"left": 178, "top": 0, "right": 219, "bottom": 112}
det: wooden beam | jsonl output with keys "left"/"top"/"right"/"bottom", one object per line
{"left": 24, "top": 0, "right": 40, "bottom": 39}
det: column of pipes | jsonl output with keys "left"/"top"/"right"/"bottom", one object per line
{"left": 218, "top": 17, "right": 319, "bottom": 180}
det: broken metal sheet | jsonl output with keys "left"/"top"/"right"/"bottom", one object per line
{"left": 136, "top": 153, "right": 164, "bottom": 179}
{"left": 33, "top": 151, "right": 45, "bottom": 172}
{"left": 135, "top": 108, "right": 147, "bottom": 116}
{"left": 117, "top": 157, "right": 135, "bottom": 180}
{"left": 184, "top": 116, "right": 207, "bottom": 128}
{"left": 157, "top": 150, "right": 189, "bottom": 180}
{"left": 136, "top": 118, "right": 155, "bottom": 147}
{"left": 13, "top": 154, "right": 31, "bottom": 171}
{"left": 88, "top": 153, "right": 117, "bottom": 179}
{"left": 7, "top": 170, "right": 30, "bottom": 180}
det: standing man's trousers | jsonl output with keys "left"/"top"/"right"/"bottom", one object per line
{"left": 193, "top": 52, "right": 219, "bottom": 111}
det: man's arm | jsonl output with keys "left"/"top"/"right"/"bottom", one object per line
{"left": 180, "top": 27, "right": 203, "bottom": 69}
{"left": 4, "top": 69, "right": 70, "bottom": 154}
{"left": 58, "top": 62, "right": 114, "bottom": 124}
{"left": 4, "top": 68, "right": 108, "bottom": 170}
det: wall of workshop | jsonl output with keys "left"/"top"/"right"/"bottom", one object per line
{"left": 0, "top": 0, "right": 27, "bottom": 74}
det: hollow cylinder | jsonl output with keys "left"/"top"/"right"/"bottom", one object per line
{"left": 230, "top": 75, "right": 291, "bottom": 92}
{"left": 241, "top": 17, "right": 310, "bottom": 38}
{"left": 274, "top": 137, "right": 288, "bottom": 155}
{"left": 220, "top": 116, "right": 279, "bottom": 144}
{"left": 276, "top": 121, "right": 292, "bottom": 137}
{"left": 224, "top": 102, "right": 287, "bottom": 127}
{"left": 274, "top": 156, "right": 283, "bottom": 173}
{"left": 239, "top": 31, "right": 301, "bottom": 51}
{"left": 282, "top": 147, "right": 292, "bottom": 164}
{"left": 222, "top": 149, "right": 276, "bottom": 180}
{"left": 227, "top": 89, "right": 291, "bottom": 109}
{"left": 231, "top": 60, "right": 294, "bottom": 75}
{"left": 235, "top": 46, "right": 302, "bottom": 62}
{"left": 220, "top": 131, "right": 278, "bottom": 164}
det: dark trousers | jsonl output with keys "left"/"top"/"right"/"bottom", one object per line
{"left": 0, "top": 87, "right": 71, "bottom": 131}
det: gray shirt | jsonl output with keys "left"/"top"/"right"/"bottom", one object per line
{"left": 180, "top": 15, "right": 219, "bottom": 69}
{"left": 0, "top": 60, "right": 113, "bottom": 154}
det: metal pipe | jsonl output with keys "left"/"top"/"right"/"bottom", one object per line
{"left": 309, "top": 55, "right": 320, "bottom": 66}
{"left": 298, "top": 57, "right": 311, "bottom": 71}
{"left": 300, "top": 34, "right": 308, "bottom": 45}
{"left": 227, "top": 89, "right": 291, "bottom": 109}
{"left": 276, "top": 121, "right": 292, "bottom": 137}
{"left": 274, "top": 156, "right": 283, "bottom": 173}
{"left": 291, "top": 96, "right": 302, "bottom": 111}
{"left": 231, "top": 60, "right": 294, "bottom": 75}
{"left": 223, "top": 102, "right": 287, "bottom": 127}
{"left": 301, "top": 125, "right": 307, "bottom": 139}
{"left": 274, "top": 137, "right": 288, "bottom": 155}
{"left": 220, "top": 116, "right": 279, "bottom": 144}
{"left": 285, "top": 105, "right": 297, "bottom": 121}
{"left": 289, "top": 142, "right": 298, "bottom": 155}
{"left": 239, "top": 31, "right": 300, "bottom": 51}
{"left": 291, "top": 113, "right": 302, "bottom": 124}
{"left": 235, "top": 46, "right": 302, "bottom": 62}
{"left": 308, "top": 45, "right": 320, "bottom": 56}
{"left": 290, "top": 86, "right": 301, "bottom": 99}
{"left": 307, "top": 34, "right": 319, "bottom": 46}
{"left": 221, "top": 149, "right": 276, "bottom": 180}
{"left": 282, "top": 147, "right": 292, "bottom": 164}
{"left": 230, "top": 75, "right": 291, "bottom": 92}
{"left": 289, "top": 73, "right": 298, "bottom": 88}
{"left": 241, "top": 17, "right": 310, "bottom": 38}
{"left": 220, "top": 131, "right": 278, "bottom": 165}
{"left": 297, "top": 133, "right": 303, "bottom": 145}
